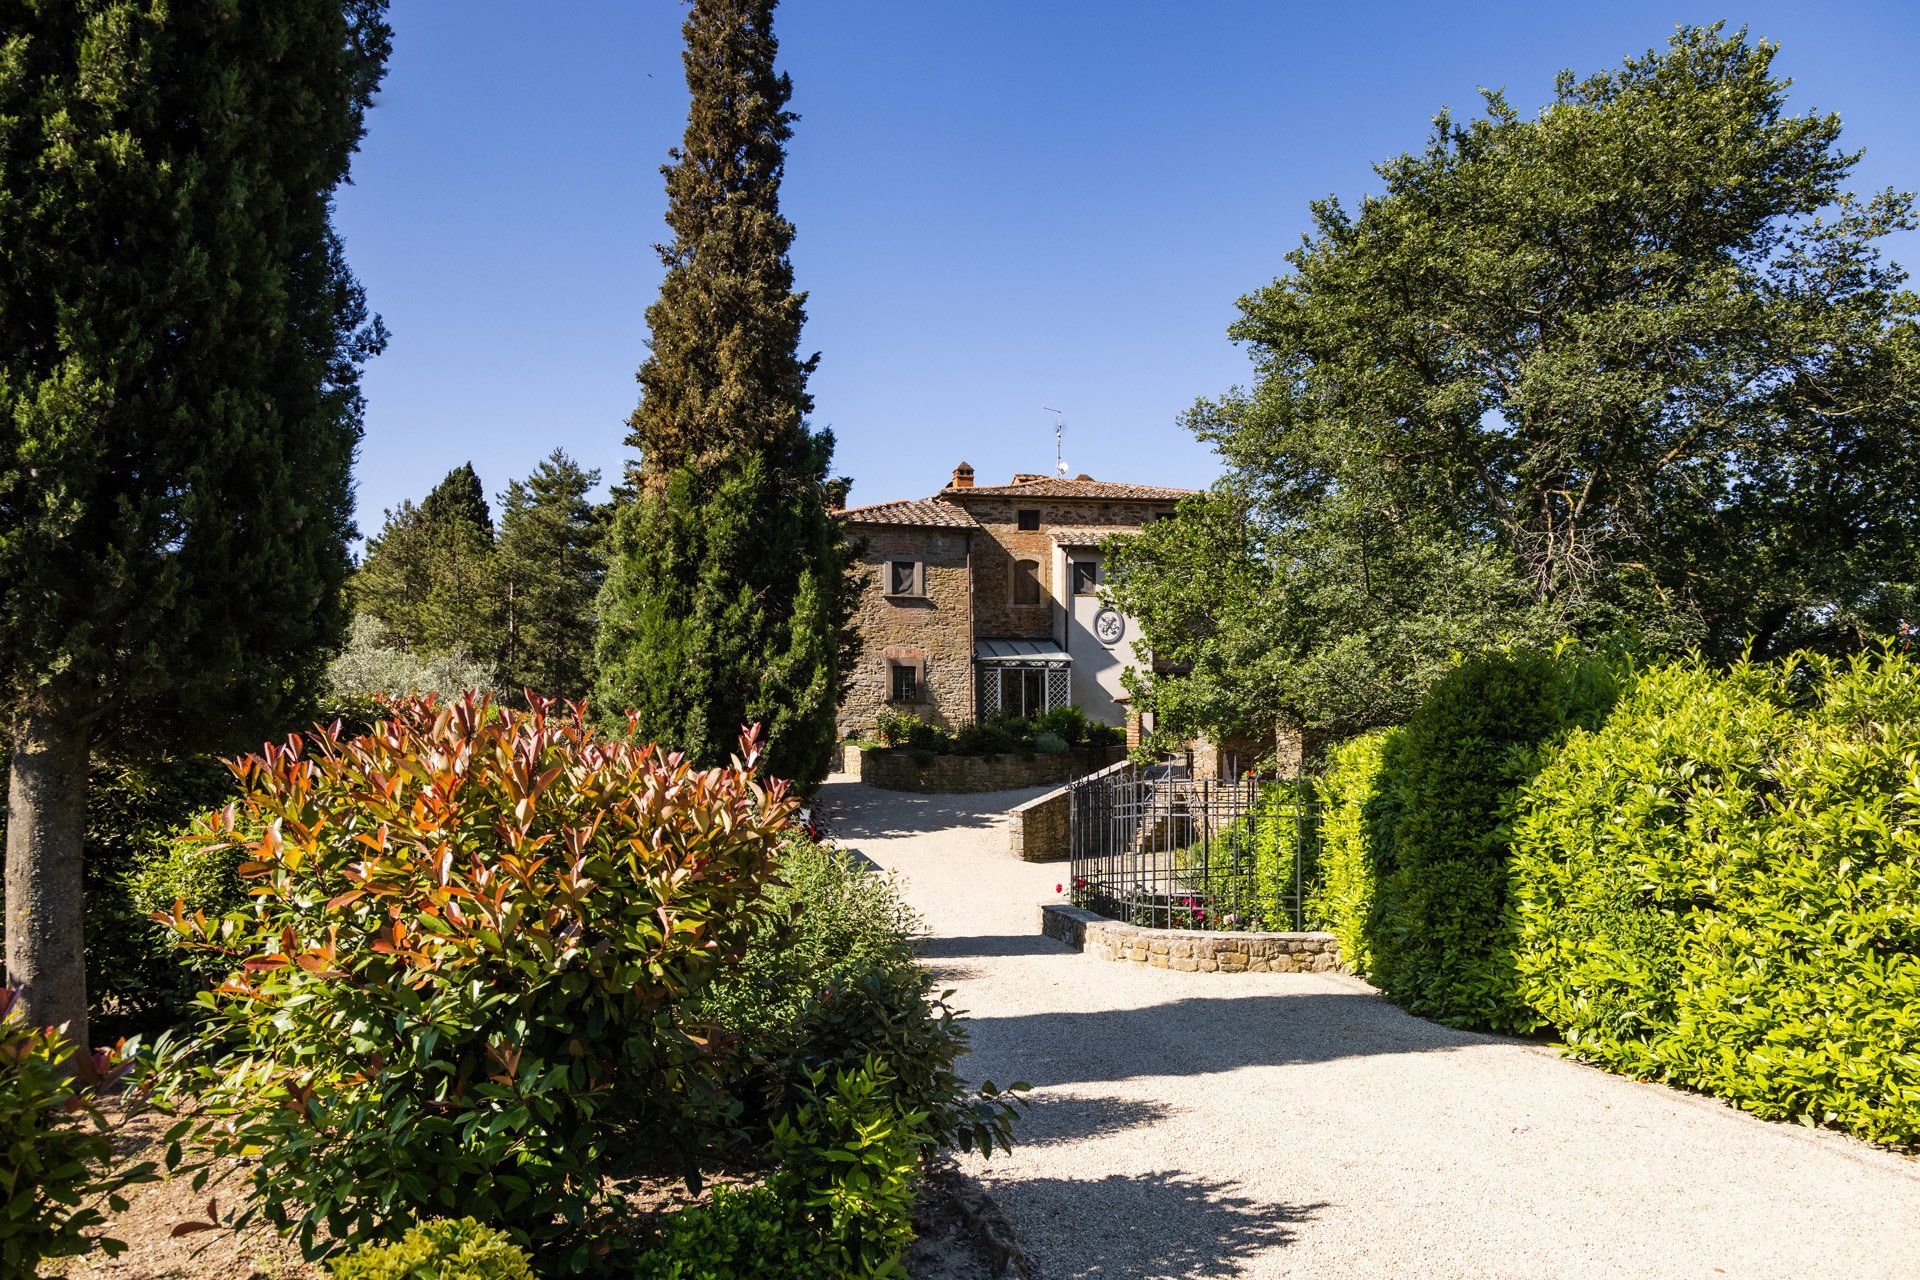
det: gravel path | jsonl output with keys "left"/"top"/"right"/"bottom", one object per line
{"left": 821, "top": 774, "right": 1920, "bottom": 1280}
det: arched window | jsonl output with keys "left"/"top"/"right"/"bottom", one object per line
{"left": 1011, "top": 558, "right": 1042, "bottom": 606}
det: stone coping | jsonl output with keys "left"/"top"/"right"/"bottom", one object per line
{"left": 848, "top": 742, "right": 1123, "bottom": 794}
{"left": 1040, "top": 903, "right": 1342, "bottom": 974}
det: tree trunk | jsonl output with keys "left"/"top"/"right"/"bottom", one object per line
{"left": 4, "top": 710, "right": 90, "bottom": 1047}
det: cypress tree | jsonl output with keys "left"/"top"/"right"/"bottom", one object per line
{"left": 497, "top": 450, "right": 605, "bottom": 700}
{"left": 0, "top": 2, "right": 391, "bottom": 1041}
{"left": 353, "top": 464, "right": 503, "bottom": 661}
{"left": 596, "top": 0, "right": 853, "bottom": 786}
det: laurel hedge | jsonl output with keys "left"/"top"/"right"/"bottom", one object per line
{"left": 1511, "top": 652, "right": 1920, "bottom": 1145}
{"left": 1312, "top": 648, "right": 1920, "bottom": 1145}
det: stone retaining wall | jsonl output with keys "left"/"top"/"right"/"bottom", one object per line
{"left": 1040, "top": 903, "right": 1342, "bottom": 974}
{"left": 848, "top": 744, "right": 1124, "bottom": 794}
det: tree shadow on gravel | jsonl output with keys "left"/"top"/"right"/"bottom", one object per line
{"left": 994, "top": 1170, "right": 1324, "bottom": 1279}
{"left": 1009, "top": 1091, "right": 1177, "bottom": 1148}
{"left": 966, "top": 992, "right": 1505, "bottom": 1087}
{"left": 916, "top": 933, "right": 1071, "bottom": 960}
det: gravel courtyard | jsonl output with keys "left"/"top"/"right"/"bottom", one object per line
{"left": 819, "top": 774, "right": 1920, "bottom": 1280}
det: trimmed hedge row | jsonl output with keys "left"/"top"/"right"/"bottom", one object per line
{"left": 1309, "top": 648, "right": 1920, "bottom": 1145}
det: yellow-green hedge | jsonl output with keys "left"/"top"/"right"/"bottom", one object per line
{"left": 1511, "top": 652, "right": 1920, "bottom": 1145}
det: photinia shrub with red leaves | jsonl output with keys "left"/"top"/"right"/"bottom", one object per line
{"left": 152, "top": 695, "right": 794, "bottom": 1271}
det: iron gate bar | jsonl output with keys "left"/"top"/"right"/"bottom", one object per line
{"left": 1067, "top": 762, "right": 1316, "bottom": 932}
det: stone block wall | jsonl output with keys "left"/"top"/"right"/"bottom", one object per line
{"left": 1040, "top": 904, "right": 1342, "bottom": 974}
{"left": 852, "top": 745, "right": 1124, "bottom": 794}
{"left": 1007, "top": 786, "right": 1069, "bottom": 861}
{"left": 839, "top": 526, "right": 973, "bottom": 735}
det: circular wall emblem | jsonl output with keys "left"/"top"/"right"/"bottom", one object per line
{"left": 1093, "top": 608, "right": 1126, "bottom": 646}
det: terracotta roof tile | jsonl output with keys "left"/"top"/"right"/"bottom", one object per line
{"left": 944, "top": 476, "right": 1196, "bottom": 501}
{"left": 1050, "top": 525, "right": 1141, "bottom": 545}
{"left": 835, "top": 497, "right": 980, "bottom": 529}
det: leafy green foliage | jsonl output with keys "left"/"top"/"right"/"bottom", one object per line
{"left": 1512, "top": 652, "right": 1920, "bottom": 1144}
{"left": 635, "top": 1058, "right": 924, "bottom": 1280}
{"left": 496, "top": 450, "right": 607, "bottom": 700}
{"left": 329, "top": 1217, "right": 534, "bottom": 1280}
{"left": 1169, "top": 781, "right": 1316, "bottom": 932}
{"left": 154, "top": 697, "right": 795, "bottom": 1267}
{"left": 1353, "top": 650, "right": 1619, "bottom": 1030}
{"left": 595, "top": 0, "right": 855, "bottom": 789}
{"left": 325, "top": 614, "right": 501, "bottom": 703}
{"left": 867, "top": 708, "right": 1121, "bottom": 757}
{"left": 1107, "top": 25, "right": 1920, "bottom": 748}
{"left": 0, "top": 989, "right": 151, "bottom": 1277}
{"left": 701, "top": 839, "right": 1023, "bottom": 1159}
{"left": 1304, "top": 729, "right": 1399, "bottom": 974}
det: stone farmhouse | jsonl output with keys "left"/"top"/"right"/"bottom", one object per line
{"left": 836, "top": 463, "right": 1194, "bottom": 739}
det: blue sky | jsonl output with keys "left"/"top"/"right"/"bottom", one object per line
{"left": 334, "top": 1, "right": 1920, "bottom": 533}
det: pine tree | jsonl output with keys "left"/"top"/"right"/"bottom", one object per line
{"left": 596, "top": 0, "right": 854, "bottom": 787}
{"left": 497, "top": 450, "right": 606, "bottom": 700}
{"left": 0, "top": 2, "right": 391, "bottom": 1040}
{"left": 354, "top": 464, "right": 503, "bottom": 661}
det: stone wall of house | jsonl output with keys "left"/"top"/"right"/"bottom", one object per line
{"left": 950, "top": 494, "right": 1173, "bottom": 641}
{"left": 1040, "top": 904, "right": 1342, "bottom": 973}
{"left": 839, "top": 526, "right": 973, "bottom": 735}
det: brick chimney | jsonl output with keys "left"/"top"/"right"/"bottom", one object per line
{"left": 950, "top": 461, "right": 974, "bottom": 489}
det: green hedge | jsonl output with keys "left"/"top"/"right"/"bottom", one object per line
{"left": 1304, "top": 727, "right": 1398, "bottom": 973}
{"left": 1312, "top": 647, "right": 1920, "bottom": 1145}
{"left": 1347, "top": 649, "right": 1620, "bottom": 1030}
{"left": 1512, "top": 652, "right": 1920, "bottom": 1145}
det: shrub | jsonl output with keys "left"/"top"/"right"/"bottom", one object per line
{"left": 1030, "top": 731, "right": 1070, "bottom": 755}
{"left": 329, "top": 1218, "right": 535, "bottom": 1280}
{"left": 326, "top": 613, "right": 500, "bottom": 702}
{"left": 699, "top": 839, "right": 1022, "bottom": 1157}
{"left": 872, "top": 708, "right": 947, "bottom": 753}
{"left": 1364, "top": 648, "right": 1620, "bottom": 1031}
{"left": 0, "top": 989, "right": 151, "bottom": 1277}
{"left": 154, "top": 696, "right": 794, "bottom": 1268}
{"left": 635, "top": 1058, "right": 923, "bottom": 1280}
{"left": 1512, "top": 652, "right": 1920, "bottom": 1144}
{"left": 1304, "top": 728, "right": 1399, "bottom": 972}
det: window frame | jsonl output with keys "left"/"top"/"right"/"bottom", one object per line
{"left": 1070, "top": 559, "right": 1098, "bottom": 596}
{"left": 885, "top": 558, "right": 924, "bottom": 598}
{"left": 1016, "top": 509, "right": 1041, "bottom": 531}
{"left": 889, "top": 662, "right": 921, "bottom": 704}
{"left": 1010, "top": 557, "right": 1043, "bottom": 606}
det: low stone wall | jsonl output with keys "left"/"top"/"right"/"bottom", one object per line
{"left": 1006, "top": 755, "right": 1135, "bottom": 862}
{"left": 849, "top": 744, "right": 1124, "bottom": 795}
{"left": 1040, "top": 903, "right": 1342, "bottom": 974}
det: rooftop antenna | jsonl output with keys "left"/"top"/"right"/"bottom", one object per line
{"left": 1043, "top": 406, "right": 1066, "bottom": 476}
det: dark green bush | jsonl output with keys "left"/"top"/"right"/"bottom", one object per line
{"left": 1512, "top": 652, "right": 1920, "bottom": 1144}
{"left": 700, "top": 838, "right": 1022, "bottom": 1157}
{"left": 868, "top": 707, "right": 1121, "bottom": 758}
{"left": 0, "top": 989, "right": 152, "bottom": 1277}
{"left": 1363, "top": 649, "right": 1621, "bottom": 1030}
{"left": 635, "top": 1058, "right": 923, "bottom": 1280}
{"left": 329, "top": 1217, "right": 534, "bottom": 1280}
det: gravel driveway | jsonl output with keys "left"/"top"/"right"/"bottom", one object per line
{"left": 820, "top": 774, "right": 1920, "bottom": 1280}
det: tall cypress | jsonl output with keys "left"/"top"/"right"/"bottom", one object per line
{"left": 0, "top": 2, "right": 391, "bottom": 1041}
{"left": 595, "top": 0, "right": 853, "bottom": 786}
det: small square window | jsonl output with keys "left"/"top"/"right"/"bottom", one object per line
{"left": 1071, "top": 561, "right": 1098, "bottom": 595}
{"left": 888, "top": 560, "right": 920, "bottom": 596}
{"left": 890, "top": 664, "right": 920, "bottom": 703}
{"left": 1016, "top": 509, "right": 1041, "bottom": 531}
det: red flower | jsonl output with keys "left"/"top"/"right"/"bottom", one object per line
{"left": 1055, "top": 883, "right": 1064, "bottom": 894}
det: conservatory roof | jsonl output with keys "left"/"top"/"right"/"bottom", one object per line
{"left": 975, "top": 637, "right": 1072, "bottom": 666}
